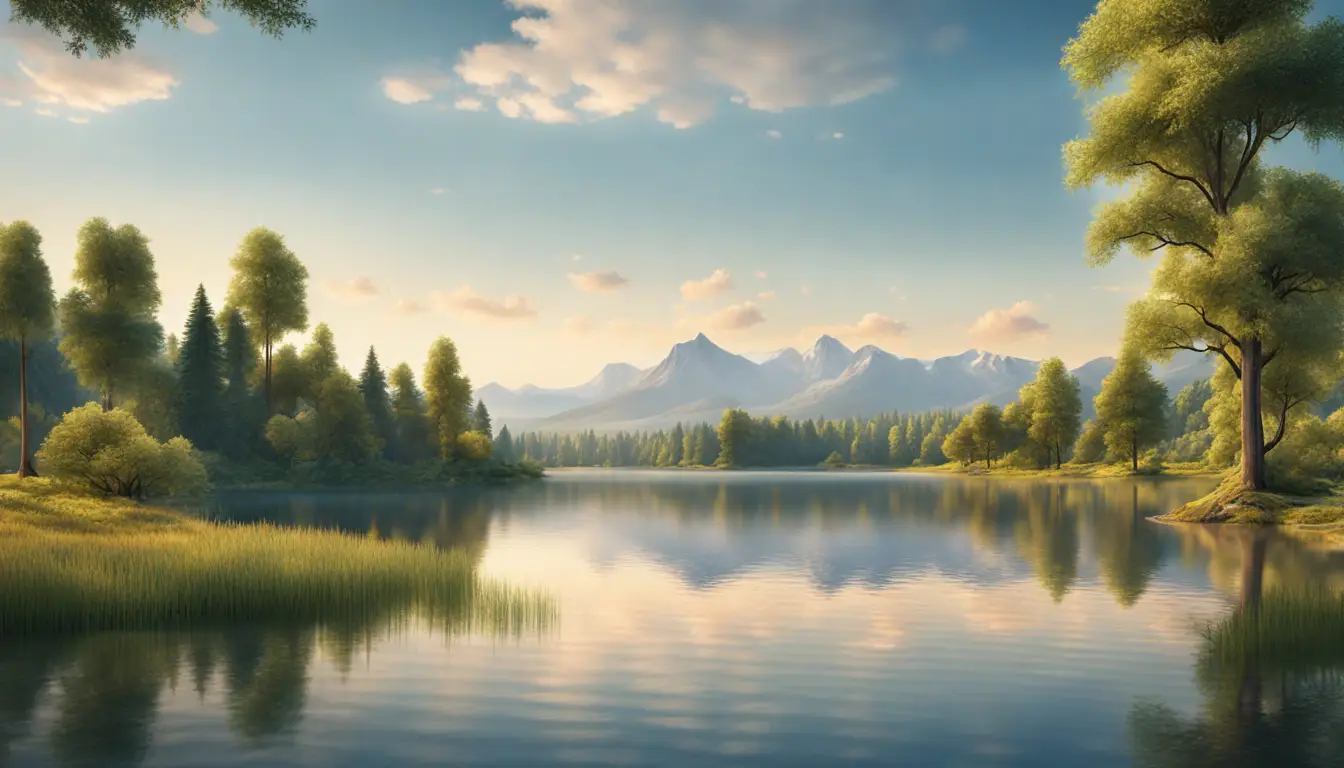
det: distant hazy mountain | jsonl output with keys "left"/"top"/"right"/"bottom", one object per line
{"left": 474, "top": 362, "right": 647, "bottom": 420}
{"left": 488, "top": 334, "right": 1222, "bottom": 432}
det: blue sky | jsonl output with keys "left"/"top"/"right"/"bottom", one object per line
{"left": 2, "top": 0, "right": 1343, "bottom": 388}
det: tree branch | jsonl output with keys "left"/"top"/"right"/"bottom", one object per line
{"left": 1118, "top": 231, "right": 1215, "bottom": 259}
{"left": 1127, "top": 160, "right": 1217, "bottom": 209}
{"left": 1170, "top": 300, "right": 1242, "bottom": 347}
{"left": 1263, "top": 394, "right": 1311, "bottom": 454}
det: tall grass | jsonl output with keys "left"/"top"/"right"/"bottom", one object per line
{"left": 1199, "top": 590, "right": 1344, "bottom": 674}
{"left": 0, "top": 477, "right": 558, "bottom": 637}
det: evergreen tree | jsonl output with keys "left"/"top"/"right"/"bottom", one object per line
{"left": 494, "top": 424, "right": 515, "bottom": 462}
{"left": 358, "top": 346, "right": 396, "bottom": 458}
{"left": 175, "top": 285, "right": 226, "bottom": 451}
{"left": 389, "top": 362, "right": 431, "bottom": 463}
{"left": 471, "top": 399, "right": 493, "bottom": 437}
{"left": 1095, "top": 348, "right": 1170, "bottom": 471}
{"left": 220, "top": 309, "right": 261, "bottom": 460}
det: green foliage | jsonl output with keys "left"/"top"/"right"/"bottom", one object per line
{"left": 1064, "top": 0, "right": 1344, "bottom": 490}
{"left": 358, "top": 347, "right": 395, "bottom": 458}
{"left": 1095, "top": 348, "right": 1170, "bottom": 470}
{"left": 422, "top": 337, "right": 472, "bottom": 462}
{"left": 967, "top": 403, "right": 1005, "bottom": 469}
{"left": 1172, "top": 379, "right": 1213, "bottom": 436}
{"left": 388, "top": 363, "right": 431, "bottom": 464}
{"left": 920, "top": 415, "right": 948, "bottom": 465}
{"left": 715, "top": 408, "right": 753, "bottom": 468}
{"left": 268, "top": 344, "right": 305, "bottom": 416}
{"left": 1026, "top": 358, "right": 1083, "bottom": 469}
{"left": 264, "top": 412, "right": 313, "bottom": 466}
{"left": 58, "top": 218, "right": 164, "bottom": 410}
{"left": 299, "top": 322, "right": 338, "bottom": 401}
{"left": 942, "top": 417, "right": 978, "bottom": 467}
{"left": 471, "top": 399, "right": 493, "bottom": 437}
{"left": 822, "top": 450, "right": 846, "bottom": 468}
{"left": 36, "top": 404, "right": 208, "bottom": 498}
{"left": 176, "top": 285, "right": 225, "bottom": 452}
{"left": 225, "top": 228, "right": 308, "bottom": 412}
{"left": 1205, "top": 363, "right": 1243, "bottom": 467}
{"left": 456, "top": 430, "right": 493, "bottom": 462}
{"left": 9, "top": 0, "right": 316, "bottom": 58}
{"left": 0, "top": 221, "right": 56, "bottom": 347}
{"left": 493, "top": 425, "right": 515, "bottom": 462}
{"left": 124, "top": 358, "right": 179, "bottom": 442}
{"left": 219, "top": 309, "right": 263, "bottom": 460}
{"left": 312, "top": 372, "right": 378, "bottom": 465}
{"left": 1071, "top": 419, "right": 1108, "bottom": 464}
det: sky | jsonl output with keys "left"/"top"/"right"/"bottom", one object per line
{"left": 2, "top": 0, "right": 1344, "bottom": 389}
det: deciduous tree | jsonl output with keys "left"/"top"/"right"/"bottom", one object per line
{"left": 1063, "top": 0, "right": 1344, "bottom": 490}
{"left": 1027, "top": 358, "right": 1084, "bottom": 469}
{"left": 58, "top": 218, "right": 164, "bottom": 412}
{"left": 225, "top": 228, "right": 308, "bottom": 414}
{"left": 9, "top": 0, "right": 315, "bottom": 58}
{"left": 1094, "top": 348, "right": 1169, "bottom": 471}
{"left": 0, "top": 221, "right": 56, "bottom": 477}
{"left": 423, "top": 337, "right": 472, "bottom": 461}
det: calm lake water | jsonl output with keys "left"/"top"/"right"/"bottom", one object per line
{"left": 6, "top": 470, "right": 1344, "bottom": 767}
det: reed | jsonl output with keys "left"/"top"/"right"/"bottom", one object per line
{"left": 0, "top": 476, "right": 558, "bottom": 637}
{"left": 1200, "top": 590, "right": 1344, "bottom": 672}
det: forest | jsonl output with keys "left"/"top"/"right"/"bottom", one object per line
{"left": 0, "top": 219, "right": 540, "bottom": 497}
{"left": 508, "top": 346, "right": 1344, "bottom": 495}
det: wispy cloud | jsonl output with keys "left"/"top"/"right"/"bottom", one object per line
{"left": 428, "top": 187, "right": 446, "bottom": 195}
{"left": 681, "top": 268, "right": 733, "bottom": 301}
{"left": 183, "top": 12, "right": 219, "bottom": 35}
{"left": 67, "top": 115, "right": 89, "bottom": 124}
{"left": 324, "top": 276, "right": 380, "bottom": 302}
{"left": 765, "top": 129, "right": 782, "bottom": 139}
{"left": 756, "top": 290, "right": 777, "bottom": 301}
{"left": 804, "top": 313, "right": 908, "bottom": 346}
{"left": 1, "top": 98, "right": 21, "bottom": 107}
{"left": 4, "top": 27, "right": 179, "bottom": 114}
{"left": 569, "top": 271, "right": 629, "bottom": 294}
{"left": 380, "top": 68, "right": 451, "bottom": 105}
{"left": 33, "top": 107, "right": 57, "bottom": 117}
{"left": 454, "top": 96, "right": 485, "bottom": 112}
{"left": 436, "top": 286, "right": 537, "bottom": 320}
{"left": 394, "top": 299, "right": 426, "bottom": 316}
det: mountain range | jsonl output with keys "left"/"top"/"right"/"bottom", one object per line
{"left": 475, "top": 333, "right": 1216, "bottom": 433}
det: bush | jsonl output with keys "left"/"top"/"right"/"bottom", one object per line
{"left": 1138, "top": 449, "right": 1165, "bottom": 475}
{"left": 35, "top": 404, "right": 209, "bottom": 498}
{"left": 456, "top": 430, "right": 493, "bottom": 461}
{"left": 822, "top": 451, "right": 846, "bottom": 468}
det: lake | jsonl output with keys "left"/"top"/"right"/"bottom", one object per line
{"left": 5, "top": 470, "right": 1344, "bottom": 767}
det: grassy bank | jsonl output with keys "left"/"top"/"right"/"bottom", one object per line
{"left": 897, "top": 461, "right": 1219, "bottom": 479}
{"left": 0, "top": 476, "right": 557, "bottom": 635}
{"left": 204, "top": 455, "right": 545, "bottom": 491}
{"left": 1157, "top": 474, "right": 1344, "bottom": 529}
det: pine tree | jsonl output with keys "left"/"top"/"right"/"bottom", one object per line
{"left": 176, "top": 285, "right": 225, "bottom": 451}
{"left": 471, "top": 399, "right": 493, "bottom": 437}
{"left": 495, "top": 424, "right": 515, "bottom": 462}
{"left": 220, "top": 308, "right": 261, "bottom": 460}
{"left": 358, "top": 346, "right": 396, "bottom": 458}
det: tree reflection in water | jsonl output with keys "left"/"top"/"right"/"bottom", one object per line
{"left": 1129, "top": 529, "right": 1344, "bottom": 767}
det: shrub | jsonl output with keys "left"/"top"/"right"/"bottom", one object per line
{"left": 456, "top": 430, "right": 493, "bottom": 461}
{"left": 36, "top": 404, "right": 209, "bottom": 498}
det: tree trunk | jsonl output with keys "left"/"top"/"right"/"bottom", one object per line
{"left": 264, "top": 333, "right": 273, "bottom": 414}
{"left": 1239, "top": 534, "right": 1266, "bottom": 613}
{"left": 1240, "top": 337, "right": 1267, "bottom": 490}
{"left": 1131, "top": 433, "right": 1138, "bottom": 472}
{"left": 18, "top": 339, "right": 37, "bottom": 478}
{"left": 102, "top": 384, "right": 113, "bottom": 413}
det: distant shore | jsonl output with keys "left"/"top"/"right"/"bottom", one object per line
{"left": 542, "top": 462, "right": 1224, "bottom": 478}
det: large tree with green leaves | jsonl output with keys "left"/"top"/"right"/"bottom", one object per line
{"left": 220, "top": 308, "right": 261, "bottom": 459}
{"left": 58, "top": 217, "right": 164, "bottom": 412}
{"left": 8, "top": 0, "right": 314, "bottom": 58}
{"left": 1027, "top": 357, "right": 1084, "bottom": 470}
{"left": 1063, "top": 0, "right": 1344, "bottom": 490}
{"left": 967, "top": 403, "right": 1005, "bottom": 470}
{"left": 176, "top": 285, "right": 225, "bottom": 452}
{"left": 0, "top": 221, "right": 56, "bottom": 477}
{"left": 1094, "top": 348, "right": 1169, "bottom": 471}
{"left": 225, "top": 228, "right": 308, "bottom": 414}
{"left": 422, "top": 337, "right": 472, "bottom": 462}
{"left": 388, "top": 362, "right": 430, "bottom": 463}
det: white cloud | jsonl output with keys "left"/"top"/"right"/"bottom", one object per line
{"left": 33, "top": 107, "right": 57, "bottom": 117}
{"left": 756, "top": 290, "right": 777, "bottom": 301}
{"left": 436, "top": 285, "right": 537, "bottom": 320}
{"left": 183, "top": 12, "right": 219, "bottom": 35}
{"left": 569, "top": 271, "right": 629, "bottom": 293}
{"left": 3, "top": 28, "right": 179, "bottom": 113}
{"left": 572, "top": 253, "right": 584, "bottom": 262}
{"left": 324, "top": 276, "right": 380, "bottom": 302}
{"left": 680, "top": 268, "right": 733, "bottom": 301}
{"left": 1, "top": 98, "right": 20, "bottom": 107}
{"left": 429, "top": 187, "right": 446, "bottom": 195}
{"left": 380, "top": 70, "right": 451, "bottom": 105}
{"left": 968, "top": 301, "right": 1049, "bottom": 343}
{"left": 395, "top": 299, "right": 426, "bottom": 316}
{"left": 710, "top": 301, "right": 766, "bottom": 331}
{"left": 831, "top": 131, "right": 845, "bottom": 139}
{"left": 805, "top": 312, "right": 908, "bottom": 345}
{"left": 765, "top": 129, "right": 782, "bottom": 139}
{"left": 67, "top": 115, "right": 89, "bottom": 124}
{"left": 452, "top": 0, "right": 903, "bottom": 129}
{"left": 454, "top": 96, "right": 485, "bottom": 111}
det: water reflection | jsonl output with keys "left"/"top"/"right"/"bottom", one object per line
{"left": 1129, "top": 528, "right": 1344, "bottom": 767}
